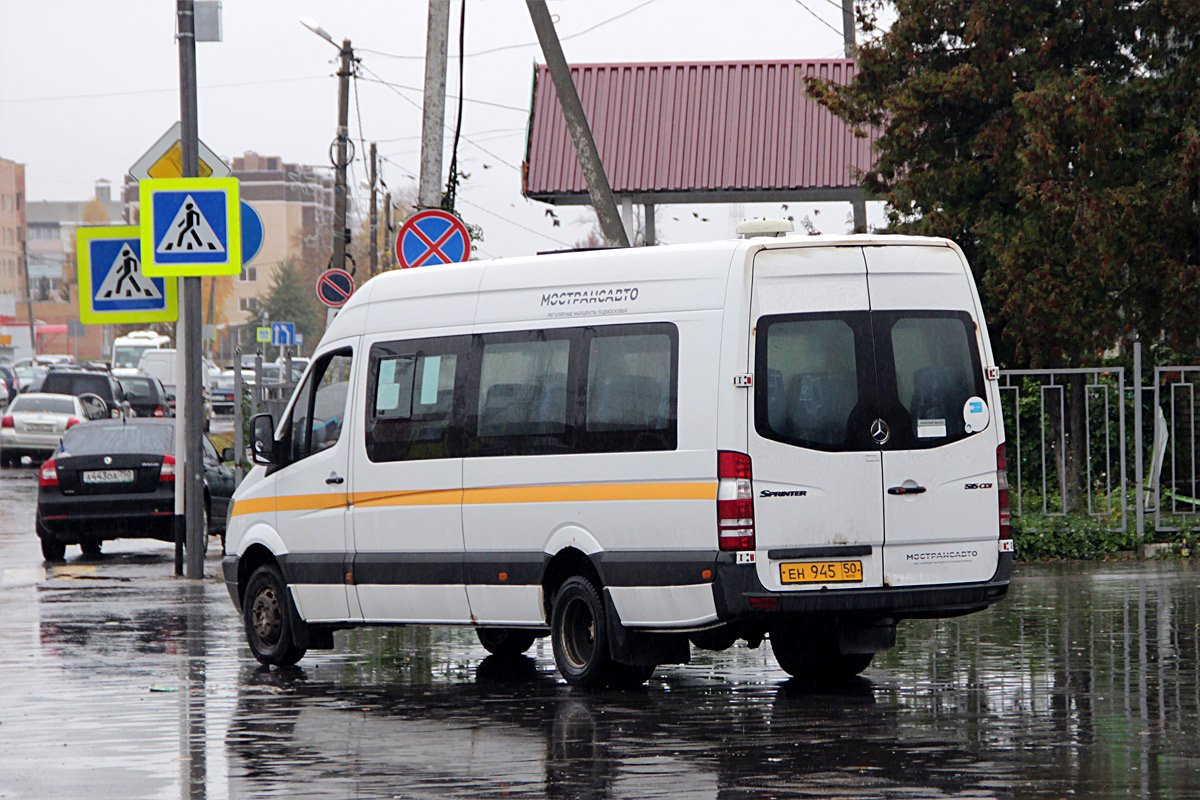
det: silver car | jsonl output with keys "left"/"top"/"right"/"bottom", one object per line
{"left": 0, "top": 393, "right": 91, "bottom": 467}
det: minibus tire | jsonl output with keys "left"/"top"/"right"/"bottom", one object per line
{"left": 770, "top": 627, "right": 873, "bottom": 681}
{"left": 551, "top": 575, "right": 620, "bottom": 689}
{"left": 244, "top": 563, "right": 306, "bottom": 667}
{"left": 476, "top": 627, "right": 538, "bottom": 656}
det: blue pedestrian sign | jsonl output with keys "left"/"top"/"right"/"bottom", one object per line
{"left": 395, "top": 209, "right": 471, "bottom": 269}
{"left": 271, "top": 322, "right": 296, "bottom": 347}
{"left": 76, "top": 225, "right": 178, "bottom": 325}
{"left": 139, "top": 177, "right": 242, "bottom": 277}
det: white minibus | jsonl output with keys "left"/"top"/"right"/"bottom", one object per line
{"left": 225, "top": 230, "right": 1012, "bottom": 688}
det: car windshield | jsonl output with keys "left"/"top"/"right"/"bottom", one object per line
{"left": 113, "top": 345, "right": 153, "bottom": 369}
{"left": 61, "top": 423, "right": 174, "bottom": 455}
{"left": 118, "top": 377, "right": 154, "bottom": 399}
{"left": 11, "top": 395, "right": 76, "bottom": 414}
{"left": 41, "top": 373, "right": 111, "bottom": 398}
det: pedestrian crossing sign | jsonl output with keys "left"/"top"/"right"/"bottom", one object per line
{"left": 139, "top": 177, "right": 242, "bottom": 277}
{"left": 77, "top": 225, "right": 178, "bottom": 325}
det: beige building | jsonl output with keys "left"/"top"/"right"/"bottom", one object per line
{"left": 26, "top": 180, "right": 126, "bottom": 300}
{"left": 0, "top": 157, "right": 26, "bottom": 300}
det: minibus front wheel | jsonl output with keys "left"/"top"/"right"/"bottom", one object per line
{"left": 244, "top": 563, "right": 307, "bottom": 667}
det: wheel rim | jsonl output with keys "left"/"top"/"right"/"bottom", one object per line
{"left": 560, "top": 596, "right": 596, "bottom": 670}
{"left": 250, "top": 585, "right": 283, "bottom": 646}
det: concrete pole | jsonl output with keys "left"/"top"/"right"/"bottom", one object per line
{"left": 842, "top": 0, "right": 855, "bottom": 57}
{"left": 644, "top": 203, "right": 656, "bottom": 246}
{"left": 419, "top": 0, "right": 450, "bottom": 210}
{"left": 526, "top": 0, "right": 629, "bottom": 247}
{"left": 383, "top": 192, "right": 393, "bottom": 269}
{"left": 332, "top": 39, "right": 354, "bottom": 272}
{"left": 19, "top": 236, "right": 36, "bottom": 362}
{"left": 177, "top": 0, "right": 206, "bottom": 579}
{"left": 369, "top": 143, "right": 378, "bottom": 277}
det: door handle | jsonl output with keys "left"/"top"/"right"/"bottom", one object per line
{"left": 325, "top": 474, "right": 345, "bottom": 485}
{"left": 887, "top": 484, "right": 926, "bottom": 495}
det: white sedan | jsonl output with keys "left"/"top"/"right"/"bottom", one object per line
{"left": 0, "top": 393, "right": 92, "bottom": 467}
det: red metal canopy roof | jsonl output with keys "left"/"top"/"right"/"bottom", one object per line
{"left": 523, "top": 59, "right": 877, "bottom": 205}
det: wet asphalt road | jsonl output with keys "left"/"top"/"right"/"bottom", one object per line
{"left": 3, "top": 463, "right": 1200, "bottom": 799}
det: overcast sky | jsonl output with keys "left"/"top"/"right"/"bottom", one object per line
{"left": 0, "top": 0, "right": 887, "bottom": 259}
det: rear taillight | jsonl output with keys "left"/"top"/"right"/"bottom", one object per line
{"left": 717, "top": 450, "right": 755, "bottom": 551}
{"left": 1, "top": 415, "right": 13, "bottom": 428}
{"left": 153, "top": 406, "right": 164, "bottom": 417}
{"left": 160, "top": 454, "right": 176, "bottom": 482}
{"left": 66, "top": 417, "right": 81, "bottom": 429}
{"left": 997, "top": 444, "right": 1011, "bottom": 543}
{"left": 39, "top": 459, "right": 58, "bottom": 487}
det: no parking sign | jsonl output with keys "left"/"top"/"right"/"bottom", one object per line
{"left": 395, "top": 209, "right": 471, "bottom": 269}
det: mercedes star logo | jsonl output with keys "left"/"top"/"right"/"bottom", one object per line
{"left": 870, "top": 419, "right": 890, "bottom": 445}
{"left": 103, "top": 456, "right": 112, "bottom": 465}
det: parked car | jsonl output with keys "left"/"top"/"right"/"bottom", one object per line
{"left": 116, "top": 374, "right": 174, "bottom": 418}
{"left": 35, "top": 419, "right": 236, "bottom": 561}
{"left": 211, "top": 369, "right": 238, "bottom": 414}
{"left": 38, "top": 365, "right": 128, "bottom": 419}
{"left": 0, "top": 380, "right": 8, "bottom": 409}
{"left": 0, "top": 364, "right": 18, "bottom": 402}
{"left": 15, "top": 363, "right": 49, "bottom": 392}
{"left": 1, "top": 393, "right": 94, "bottom": 467}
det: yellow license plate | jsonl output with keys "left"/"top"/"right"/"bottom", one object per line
{"left": 779, "top": 560, "right": 864, "bottom": 584}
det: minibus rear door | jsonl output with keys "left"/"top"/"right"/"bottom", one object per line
{"left": 748, "top": 246, "right": 885, "bottom": 592}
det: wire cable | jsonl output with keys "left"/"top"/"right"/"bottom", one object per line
{"left": 355, "top": 0, "right": 658, "bottom": 61}
{"left": 354, "top": 75, "right": 527, "bottom": 112}
{"left": 792, "top": 0, "right": 843, "bottom": 38}
{"left": 455, "top": 197, "right": 572, "bottom": 247}
{"left": 0, "top": 75, "right": 330, "bottom": 104}
{"left": 444, "top": 0, "right": 467, "bottom": 212}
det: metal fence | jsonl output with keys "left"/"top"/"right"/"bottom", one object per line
{"left": 997, "top": 344, "right": 1200, "bottom": 546}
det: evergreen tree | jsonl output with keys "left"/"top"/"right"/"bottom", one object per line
{"left": 259, "top": 260, "right": 324, "bottom": 358}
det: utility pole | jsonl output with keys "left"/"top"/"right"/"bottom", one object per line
{"left": 19, "top": 235, "right": 36, "bottom": 363}
{"left": 419, "top": 0, "right": 450, "bottom": 210}
{"left": 177, "top": 0, "right": 206, "bottom": 580}
{"left": 526, "top": 0, "right": 629, "bottom": 247}
{"left": 369, "top": 143, "right": 378, "bottom": 277}
{"left": 383, "top": 191, "right": 393, "bottom": 269}
{"left": 842, "top": 0, "right": 867, "bottom": 232}
{"left": 331, "top": 38, "right": 355, "bottom": 274}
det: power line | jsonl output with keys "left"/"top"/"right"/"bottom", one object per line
{"left": 0, "top": 75, "right": 329, "bottom": 104}
{"left": 354, "top": 75, "right": 527, "bottom": 112}
{"left": 456, "top": 197, "right": 571, "bottom": 247}
{"left": 792, "top": 0, "right": 842, "bottom": 38}
{"left": 356, "top": 0, "right": 658, "bottom": 61}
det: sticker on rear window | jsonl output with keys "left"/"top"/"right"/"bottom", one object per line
{"left": 917, "top": 419, "right": 947, "bottom": 438}
{"left": 963, "top": 396, "right": 989, "bottom": 433}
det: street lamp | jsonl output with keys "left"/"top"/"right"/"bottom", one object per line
{"left": 299, "top": 17, "right": 335, "bottom": 45}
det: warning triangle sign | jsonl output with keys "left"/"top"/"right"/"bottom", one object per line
{"left": 156, "top": 194, "right": 225, "bottom": 254}
{"left": 96, "top": 244, "right": 163, "bottom": 300}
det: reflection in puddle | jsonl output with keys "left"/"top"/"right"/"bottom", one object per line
{"left": 5, "top": 562, "right": 1200, "bottom": 798}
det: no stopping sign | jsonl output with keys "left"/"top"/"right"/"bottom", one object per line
{"left": 395, "top": 209, "right": 471, "bottom": 269}
{"left": 316, "top": 268, "right": 355, "bottom": 308}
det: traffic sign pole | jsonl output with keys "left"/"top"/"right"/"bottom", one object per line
{"left": 178, "top": 0, "right": 205, "bottom": 580}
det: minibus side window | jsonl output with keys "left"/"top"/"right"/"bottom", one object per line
{"left": 471, "top": 333, "right": 573, "bottom": 455}
{"left": 580, "top": 325, "right": 677, "bottom": 453}
{"left": 366, "top": 338, "right": 464, "bottom": 462}
{"left": 286, "top": 349, "right": 353, "bottom": 464}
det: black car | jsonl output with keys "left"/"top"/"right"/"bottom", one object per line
{"left": 39, "top": 365, "right": 128, "bottom": 419}
{"left": 35, "top": 419, "right": 236, "bottom": 561}
{"left": 116, "top": 374, "right": 174, "bottom": 418}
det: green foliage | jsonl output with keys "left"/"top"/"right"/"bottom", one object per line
{"left": 1011, "top": 511, "right": 1137, "bottom": 560}
{"left": 808, "top": 0, "right": 1200, "bottom": 367}
{"left": 258, "top": 260, "right": 324, "bottom": 359}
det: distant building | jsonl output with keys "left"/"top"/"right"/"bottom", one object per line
{"left": 26, "top": 180, "right": 126, "bottom": 300}
{"left": 0, "top": 156, "right": 26, "bottom": 300}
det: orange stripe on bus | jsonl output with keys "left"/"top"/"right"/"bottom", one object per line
{"left": 233, "top": 482, "right": 715, "bottom": 516}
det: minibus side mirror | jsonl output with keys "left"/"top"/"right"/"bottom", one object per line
{"left": 250, "top": 413, "right": 278, "bottom": 465}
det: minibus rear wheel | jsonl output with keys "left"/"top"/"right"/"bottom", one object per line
{"left": 551, "top": 575, "right": 626, "bottom": 688}
{"left": 770, "top": 626, "right": 872, "bottom": 681}
{"left": 244, "top": 563, "right": 306, "bottom": 667}
{"left": 477, "top": 627, "right": 538, "bottom": 656}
